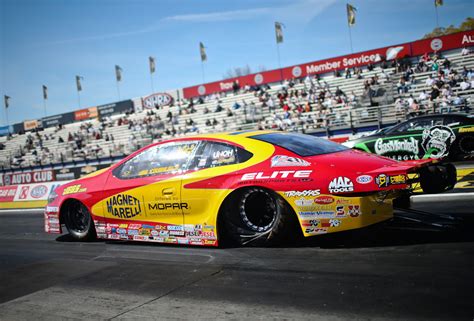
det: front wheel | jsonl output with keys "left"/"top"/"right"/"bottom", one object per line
{"left": 219, "top": 187, "right": 300, "bottom": 246}
{"left": 63, "top": 200, "right": 96, "bottom": 241}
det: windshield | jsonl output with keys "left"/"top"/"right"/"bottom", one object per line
{"left": 250, "top": 132, "right": 348, "bottom": 157}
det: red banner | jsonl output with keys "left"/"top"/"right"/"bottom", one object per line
{"left": 183, "top": 30, "right": 474, "bottom": 99}
{"left": 0, "top": 185, "right": 18, "bottom": 202}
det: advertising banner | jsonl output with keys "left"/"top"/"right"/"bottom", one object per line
{"left": 2, "top": 170, "right": 56, "bottom": 186}
{"left": 0, "top": 185, "right": 18, "bottom": 202}
{"left": 41, "top": 112, "right": 75, "bottom": 128}
{"left": 97, "top": 100, "right": 133, "bottom": 118}
{"left": 23, "top": 119, "right": 39, "bottom": 131}
{"left": 183, "top": 30, "right": 474, "bottom": 99}
{"left": 13, "top": 181, "right": 69, "bottom": 202}
{"left": 74, "top": 106, "right": 98, "bottom": 121}
{"left": 0, "top": 125, "right": 11, "bottom": 136}
{"left": 12, "top": 123, "right": 24, "bottom": 134}
{"left": 142, "top": 93, "right": 174, "bottom": 109}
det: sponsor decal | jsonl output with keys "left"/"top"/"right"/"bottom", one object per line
{"left": 295, "top": 198, "right": 315, "bottom": 207}
{"left": 170, "top": 231, "right": 185, "bottom": 237}
{"left": 133, "top": 235, "right": 148, "bottom": 241}
{"left": 336, "top": 205, "right": 346, "bottom": 217}
{"left": 302, "top": 219, "right": 320, "bottom": 227}
{"left": 459, "top": 126, "right": 474, "bottom": 133}
{"left": 106, "top": 194, "right": 142, "bottom": 218}
{"left": 148, "top": 203, "right": 189, "bottom": 211}
{"left": 374, "top": 137, "right": 419, "bottom": 156}
{"left": 348, "top": 205, "right": 361, "bottom": 217}
{"left": 328, "top": 177, "right": 354, "bottom": 193}
{"left": 242, "top": 170, "right": 312, "bottom": 181}
{"left": 305, "top": 227, "right": 328, "bottom": 234}
{"left": 177, "top": 238, "right": 189, "bottom": 244}
{"left": 128, "top": 229, "right": 139, "bottom": 236}
{"left": 356, "top": 175, "right": 373, "bottom": 184}
{"left": 142, "top": 93, "right": 174, "bottom": 109}
{"left": 329, "top": 219, "right": 341, "bottom": 227}
{"left": 139, "top": 229, "right": 151, "bottom": 236}
{"left": 271, "top": 155, "right": 310, "bottom": 167}
{"left": 285, "top": 190, "right": 320, "bottom": 197}
{"left": 62, "top": 184, "right": 87, "bottom": 195}
{"left": 299, "top": 210, "right": 335, "bottom": 218}
{"left": 314, "top": 195, "right": 335, "bottom": 205}
{"left": 45, "top": 206, "right": 59, "bottom": 213}
{"left": 212, "top": 150, "right": 234, "bottom": 159}
{"left": 167, "top": 225, "right": 184, "bottom": 231}
{"left": 375, "top": 174, "right": 407, "bottom": 188}
{"left": 421, "top": 125, "right": 455, "bottom": 159}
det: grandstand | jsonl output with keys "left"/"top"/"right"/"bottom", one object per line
{"left": 1, "top": 34, "right": 473, "bottom": 173}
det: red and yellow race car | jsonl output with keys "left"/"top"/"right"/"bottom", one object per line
{"left": 44, "top": 131, "right": 457, "bottom": 246}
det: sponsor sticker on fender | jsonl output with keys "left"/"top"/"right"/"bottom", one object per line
{"left": 375, "top": 174, "right": 407, "bottom": 188}
{"left": 328, "top": 177, "right": 354, "bottom": 193}
{"left": 314, "top": 195, "right": 335, "bottom": 205}
{"left": 284, "top": 190, "right": 320, "bottom": 197}
{"left": 271, "top": 155, "right": 310, "bottom": 167}
{"left": 356, "top": 175, "right": 373, "bottom": 184}
{"left": 62, "top": 184, "right": 87, "bottom": 195}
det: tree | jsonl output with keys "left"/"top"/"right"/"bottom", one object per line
{"left": 224, "top": 65, "right": 253, "bottom": 79}
{"left": 423, "top": 17, "right": 473, "bottom": 39}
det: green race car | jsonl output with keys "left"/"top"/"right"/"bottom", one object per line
{"left": 344, "top": 114, "right": 474, "bottom": 161}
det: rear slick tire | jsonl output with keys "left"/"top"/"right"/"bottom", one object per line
{"left": 220, "top": 187, "right": 300, "bottom": 247}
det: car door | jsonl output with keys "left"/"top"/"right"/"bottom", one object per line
{"left": 376, "top": 117, "right": 443, "bottom": 160}
{"left": 95, "top": 141, "right": 199, "bottom": 238}
{"left": 180, "top": 140, "right": 253, "bottom": 240}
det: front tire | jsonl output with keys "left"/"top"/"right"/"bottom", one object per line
{"left": 63, "top": 200, "right": 96, "bottom": 241}
{"left": 219, "top": 187, "right": 300, "bottom": 246}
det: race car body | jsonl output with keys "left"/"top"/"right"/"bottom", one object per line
{"left": 343, "top": 114, "right": 474, "bottom": 161}
{"left": 45, "top": 131, "right": 456, "bottom": 247}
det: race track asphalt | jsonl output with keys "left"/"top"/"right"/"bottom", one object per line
{"left": 0, "top": 200, "right": 473, "bottom": 320}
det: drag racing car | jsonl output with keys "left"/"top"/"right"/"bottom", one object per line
{"left": 343, "top": 114, "right": 474, "bottom": 161}
{"left": 45, "top": 131, "right": 457, "bottom": 247}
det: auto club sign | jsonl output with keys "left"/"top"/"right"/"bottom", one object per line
{"left": 1, "top": 170, "right": 55, "bottom": 186}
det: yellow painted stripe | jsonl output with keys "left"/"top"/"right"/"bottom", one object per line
{"left": 412, "top": 168, "right": 474, "bottom": 192}
{"left": 0, "top": 201, "right": 47, "bottom": 209}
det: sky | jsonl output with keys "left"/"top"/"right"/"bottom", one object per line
{"left": 0, "top": 0, "right": 472, "bottom": 125}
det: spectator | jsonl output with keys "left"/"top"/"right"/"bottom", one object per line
{"left": 460, "top": 78, "right": 471, "bottom": 91}
{"left": 397, "top": 78, "right": 409, "bottom": 94}
{"left": 419, "top": 90, "right": 428, "bottom": 101}
{"left": 425, "top": 75, "right": 435, "bottom": 87}
{"left": 461, "top": 47, "right": 471, "bottom": 56}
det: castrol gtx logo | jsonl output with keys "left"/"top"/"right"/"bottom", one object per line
{"left": 328, "top": 177, "right": 354, "bottom": 193}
